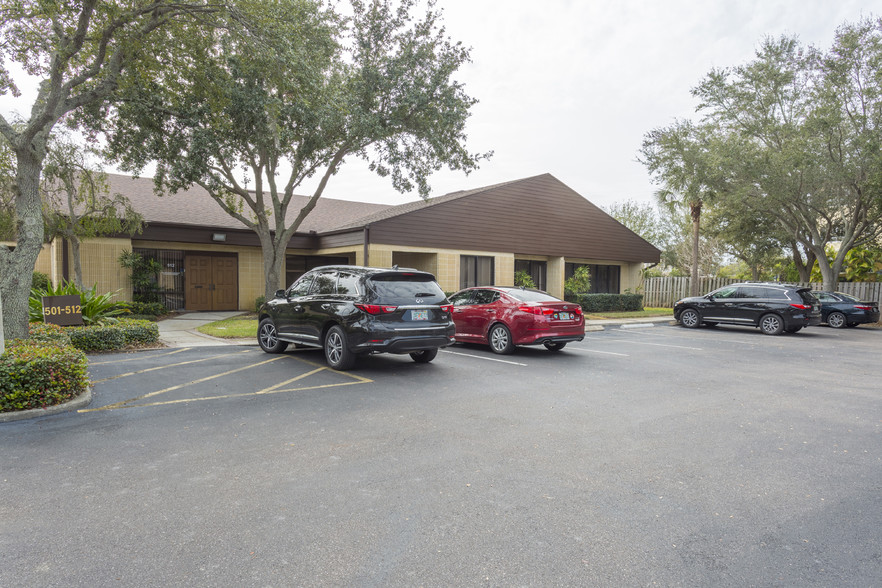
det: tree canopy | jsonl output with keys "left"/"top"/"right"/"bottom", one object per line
{"left": 98, "top": 0, "right": 489, "bottom": 299}
{"left": 0, "top": 0, "right": 235, "bottom": 340}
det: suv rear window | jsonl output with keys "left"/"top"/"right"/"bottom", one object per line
{"left": 367, "top": 275, "right": 446, "bottom": 305}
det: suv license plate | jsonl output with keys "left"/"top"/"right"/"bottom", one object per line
{"left": 411, "top": 310, "right": 429, "bottom": 321}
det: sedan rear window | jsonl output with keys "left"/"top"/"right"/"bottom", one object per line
{"left": 367, "top": 275, "right": 446, "bottom": 305}
{"left": 505, "top": 289, "right": 561, "bottom": 302}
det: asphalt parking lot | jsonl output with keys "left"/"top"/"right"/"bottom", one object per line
{"left": 2, "top": 323, "right": 880, "bottom": 586}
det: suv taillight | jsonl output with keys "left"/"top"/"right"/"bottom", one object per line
{"left": 790, "top": 303, "right": 811, "bottom": 310}
{"left": 439, "top": 305, "right": 453, "bottom": 314}
{"left": 355, "top": 304, "right": 398, "bottom": 315}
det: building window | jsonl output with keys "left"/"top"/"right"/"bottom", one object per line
{"left": 514, "top": 259, "right": 546, "bottom": 290}
{"left": 565, "top": 263, "right": 621, "bottom": 294}
{"left": 285, "top": 255, "right": 350, "bottom": 288}
{"left": 460, "top": 255, "right": 494, "bottom": 288}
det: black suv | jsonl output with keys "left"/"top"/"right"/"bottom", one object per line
{"left": 257, "top": 265, "right": 455, "bottom": 370}
{"left": 673, "top": 282, "right": 821, "bottom": 335}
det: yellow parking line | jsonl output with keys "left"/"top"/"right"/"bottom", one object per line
{"left": 90, "top": 350, "right": 252, "bottom": 384}
{"left": 88, "top": 348, "right": 191, "bottom": 366}
{"left": 81, "top": 352, "right": 374, "bottom": 413}
{"left": 81, "top": 356, "right": 286, "bottom": 412}
{"left": 110, "top": 380, "right": 368, "bottom": 409}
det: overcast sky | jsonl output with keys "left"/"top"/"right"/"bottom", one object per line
{"left": 318, "top": 0, "right": 880, "bottom": 208}
{"left": 2, "top": 0, "right": 879, "bottom": 209}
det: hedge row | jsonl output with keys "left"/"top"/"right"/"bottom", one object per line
{"left": 0, "top": 341, "right": 89, "bottom": 413}
{"left": 567, "top": 293, "right": 644, "bottom": 313}
{"left": 27, "top": 319, "right": 160, "bottom": 352}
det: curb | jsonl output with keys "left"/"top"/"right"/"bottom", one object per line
{"left": 0, "top": 387, "right": 92, "bottom": 423}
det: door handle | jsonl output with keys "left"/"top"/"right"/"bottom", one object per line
{"left": 293, "top": 305, "right": 303, "bottom": 312}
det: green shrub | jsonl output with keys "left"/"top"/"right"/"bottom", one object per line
{"left": 125, "top": 314, "right": 159, "bottom": 321}
{"left": 28, "top": 322, "right": 71, "bottom": 345}
{"left": 0, "top": 341, "right": 89, "bottom": 412}
{"left": 68, "top": 325, "right": 126, "bottom": 351}
{"left": 254, "top": 295, "right": 266, "bottom": 312}
{"left": 576, "top": 293, "right": 644, "bottom": 313}
{"left": 119, "top": 301, "right": 167, "bottom": 316}
{"left": 115, "top": 319, "right": 160, "bottom": 346}
{"left": 29, "top": 281, "right": 126, "bottom": 325}
{"left": 513, "top": 270, "right": 536, "bottom": 289}
{"left": 32, "top": 271, "right": 50, "bottom": 291}
{"left": 564, "top": 266, "right": 592, "bottom": 299}
{"left": 66, "top": 319, "right": 160, "bottom": 352}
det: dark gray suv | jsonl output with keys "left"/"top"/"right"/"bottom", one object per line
{"left": 257, "top": 265, "right": 455, "bottom": 369}
{"left": 673, "top": 282, "right": 821, "bottom": 335}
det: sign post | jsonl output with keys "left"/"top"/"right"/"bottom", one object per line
{"left": 41, "top": 295, "right": 84, "bottom": 326}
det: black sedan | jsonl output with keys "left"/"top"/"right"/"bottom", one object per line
{"left": 813, "top": 291, "right": 880, "bottom": 328}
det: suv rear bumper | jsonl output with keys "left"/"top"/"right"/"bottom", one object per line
{"left": 352, "top": 333, "right": 456, "bottom": 354}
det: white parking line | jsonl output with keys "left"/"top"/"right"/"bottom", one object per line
{"left": 440, "top": 350, "right": 528, "bottom": 366}
{"left": 606, "top": 338, "right": 703, "bottom": 351}
{"left": 565, "top": 347, "right": 629, "bottom": 357}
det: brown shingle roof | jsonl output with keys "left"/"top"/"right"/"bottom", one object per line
{"left": 106, "top": 174, "right": 390, "bottom": 233}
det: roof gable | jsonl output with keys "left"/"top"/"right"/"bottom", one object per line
{"left": 358, "top": 174, "right": 661, "bottom": 263}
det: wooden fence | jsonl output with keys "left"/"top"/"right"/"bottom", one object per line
{"left": 643, "top": 277, "right": 882, "bottom": 308}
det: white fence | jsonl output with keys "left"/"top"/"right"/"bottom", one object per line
{"left": 643, "top": 277, "right": 882, "bottom": 308}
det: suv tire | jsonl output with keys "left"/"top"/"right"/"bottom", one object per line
{"left": 258, "top": 318, "right": 289, "bottom": 353}
{"left": 680, "top": 308, "right": 701, "bottom": 328}
{"left": 324, "top": 325, "right": 356, "bottom": 370}
{"left": 759, "top": 313, "right": 784, "bottom": 335}
{"left": 410, "top": 349, "right": 438, "bottom": 363}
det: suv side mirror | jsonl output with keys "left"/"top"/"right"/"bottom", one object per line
{"left": 274, "top": 289, "right": 287, "bottom": 299}
{"left": 706, "top": 294, "right": 715, "bottom": 301}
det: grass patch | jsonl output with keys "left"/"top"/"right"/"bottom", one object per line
{"left": 197, "top": 314, "right": 258, "bottom": 339}
{"left": 585, "top": 307, "right": 672, "bottom": 320}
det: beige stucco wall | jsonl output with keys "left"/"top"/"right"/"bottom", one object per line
{"left": 74, "top": 237, "right": 134, "bottom": 301}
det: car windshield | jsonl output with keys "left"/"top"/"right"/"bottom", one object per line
{"left": 505, "top": 289, "right": 561, "bottom": 302}
{"left": 367, "top": 275, "right": 446, "bottom": 304}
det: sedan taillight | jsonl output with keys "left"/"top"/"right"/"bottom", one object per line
{"left": 855, "top": 305, "right": 874, "bottom": 311}
{"left": 355, "top": 304, "right": 398, "bottom": 315}
{"left": 518, "top": 305, "right": 554, "bottom": 315}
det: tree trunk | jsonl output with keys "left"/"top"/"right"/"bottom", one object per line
{"left": 0, "top": 152, "right": 45, "bottom": 341}
{"left": 260, "top": 232, "right": 288, "bottom": 301}
{"left": 791, "top": 242, "right": 815, "bottom": 283}
{"left": 689, "top": 200, "right": 702, "bottom": 296}
{"left": 70, "top": 236, "right": 85, "bottom": 290}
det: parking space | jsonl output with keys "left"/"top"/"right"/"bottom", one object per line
{"left": 83, "top": 347, "right": 373, "bottom": 412}
{"left": 3, "top": 323, "right": 880, "bottom": 586}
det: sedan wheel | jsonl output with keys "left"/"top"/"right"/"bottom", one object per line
{"left": 488, "top": 324, "right": 514, "bottom": 355}
{"left": 257, "top": 318, "right": 288, "bottom": 353}
{"left": 827, "top": 311, "right": 847, "bottom": 329}
{"left": 759, "top": 313, "right": 784, "bottom": 335}
{"left": 324, "top": 325, "right": 356, "bottom": 370}
{"left": 680, "top": 308, "right": 700, "bottom": 328}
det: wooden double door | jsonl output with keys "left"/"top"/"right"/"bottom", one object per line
{"left": 184, "top": 254, "right": 238, "bottom": 311}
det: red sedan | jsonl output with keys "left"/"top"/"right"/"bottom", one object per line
{"left": 449, "top": 286, "right": 585, "bottom": 354}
